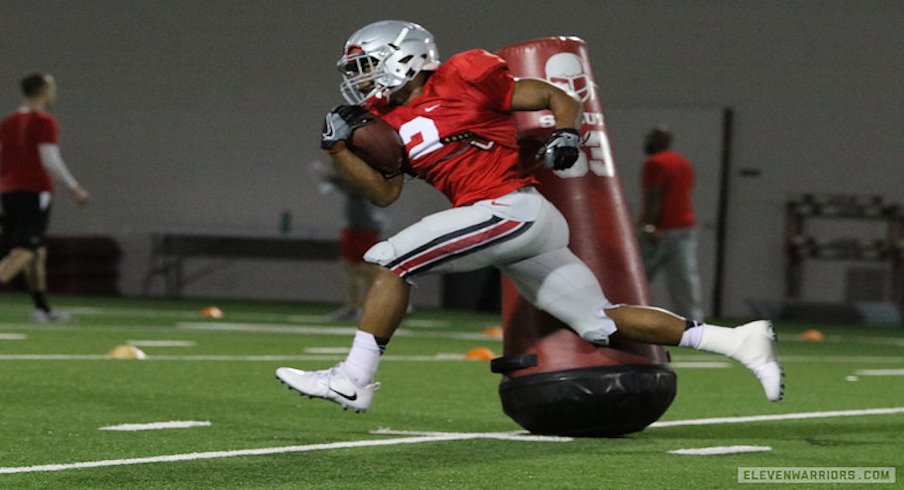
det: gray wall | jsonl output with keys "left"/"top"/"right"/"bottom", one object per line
{"left": 2, "top": 1, "right": 901, "bottom": 315}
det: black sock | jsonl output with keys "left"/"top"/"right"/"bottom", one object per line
{"left": 685, "top": 319, "right": 702, "bottom": 331}
{"left": 374, "top": 335, "right": 391, "bottom": 354}
{"left": 32, "top": 292, "right": 51, "bottom": 312}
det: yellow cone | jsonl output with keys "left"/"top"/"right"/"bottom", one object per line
{"left": 107, "top": 345, "right": 148, "bottom": 360}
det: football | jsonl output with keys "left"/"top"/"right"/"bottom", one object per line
{"left": 348, "top": 117, "right": 406, "bottom": 175}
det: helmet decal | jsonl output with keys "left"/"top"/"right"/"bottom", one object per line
{"left": 544, "top": 52, "right": 597, "bottom": 103}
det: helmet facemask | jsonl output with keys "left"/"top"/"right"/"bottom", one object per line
{"left": 336, "top": 21, "right": 440, "bottom": 106}
{"left": 338, "top": 47, "right": 408, "bottom": 106}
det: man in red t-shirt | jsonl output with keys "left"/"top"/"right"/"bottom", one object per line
{"left": 0, "top": 73, "right": 90, "bottom": 322}
{"left": 277, "top": 21, "right": 782, "bottom": 411}
{"left": 638, "top": 126, "right": 704, "bottom": 322}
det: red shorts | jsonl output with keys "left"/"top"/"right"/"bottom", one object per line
{"left": 340, "top": 228, "right": 381, "bottom": 263}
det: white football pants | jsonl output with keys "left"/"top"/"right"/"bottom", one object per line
{"left": 364, "top": 186, "right": 616, "bottom": 335}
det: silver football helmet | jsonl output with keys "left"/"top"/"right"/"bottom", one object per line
{"left": 337, "top": 20, "right": 440, "bottom": 106}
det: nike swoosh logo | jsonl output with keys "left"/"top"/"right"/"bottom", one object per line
{"left": 424, "top": 104, "right": 441, "bottom": 112}
{"left": 490, "top": 200, "right": 510, "bottom": 206}
{"left": 323, "top": 117, "right": 335, "bottom": 138}
{"left": 330, "top": 387, "right": 358, "bottom": 401}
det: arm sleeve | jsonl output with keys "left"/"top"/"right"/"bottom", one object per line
{"left": 38, "top": 143, "right": 80, "bottom": 190}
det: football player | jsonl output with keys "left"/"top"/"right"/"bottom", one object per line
{"left": 277, "top": 20, "right": 782, "bottom": 411}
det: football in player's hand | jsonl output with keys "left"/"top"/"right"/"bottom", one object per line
{"left": 348, "top": 118, "right": 406, "bottom": 175}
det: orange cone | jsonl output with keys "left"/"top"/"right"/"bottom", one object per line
{"left": 464, "top": 347, "right": 496, "bottom": 360}
{"left": 482, "top": 326, "right": 503, "bottom": 338}
{"left": 199, "top": 306, "right": 224, "bottom": 319}
{"left": 800, "top": 329, "right": 825, "bottom": 342}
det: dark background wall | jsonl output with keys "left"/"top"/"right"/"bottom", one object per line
{"left": 1, "top": 1, "right": 901, "bottom": 315}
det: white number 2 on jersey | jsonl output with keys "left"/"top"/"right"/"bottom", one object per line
{"left": 398, "top": 116, "right": 443, "bottom": 160}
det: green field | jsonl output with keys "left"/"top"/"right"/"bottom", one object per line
{"left": 1, "top": 294, "right": 902, "bottom": 488}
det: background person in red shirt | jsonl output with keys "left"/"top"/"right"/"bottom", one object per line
{"left": 638, "top": 125, "right": 704, "bottom": 322}
{"left": 0, "top": 73, "right": 90, "bottom": 322}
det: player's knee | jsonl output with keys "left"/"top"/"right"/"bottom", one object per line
{"left": 372, "top": 265, "right": 407, "bottom": 289}
{"left": 363, "top": 241, "right": 397, "bottom": 267}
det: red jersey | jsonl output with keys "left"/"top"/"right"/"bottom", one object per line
{"left": 0, "top": 109, "right": 58, "bottom": 193}
{"left": 642, "top": 149, "right": 696, "bottom": 229}
{"left": 372, "top": 49, "right": 537, "bottom": 207}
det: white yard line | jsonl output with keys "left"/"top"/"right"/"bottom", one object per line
{"left": 303, "top": 347, "right": 349, "bottom": 354}
{"left": 669, "top": 361, "right": 730, "bottom": 368}
{"left": 401, "top": 319, "right": 451, "bottom": 328}
{"left": 370, "top": 428, "right": 572, "bottom": 442}
{"left": 0, "top": 431, "right": 567, "bottom": 475}
{"left": 285, "top": 316, "right": 449, "bottom": 328}
{"left": 650, "top": 407, "right": 904, "bottom": 428}
{"left": 0, "top": 353, "right": 731, "bottom": 364}
{"left": 55, "top": 308, "right": 454, "bottom": 329}
{"left": 177, "top": 322, "right": 904, "bottom": 347}
{"left": 63, "top": 306, "right": 386, "bottom": 326}
{"left": 674, "top": 354, "right": 904, "bottom": 364}
{"left": 0, "top": 353, "right": 471, "bottom": 362}
{"left": 179, "top": 322, "right": 358, "bottom": 336}
{"left": 67, "top": 307, "right": 294, "bottom": 323}
{"left": 1, "top": 352, "right": 901, "bottom": 365}
{"left": 99, "top": 421, "right": 211, "bottom": 431}
{"left": 778, "top": 355, "right": 904, "bottom": 363}
{"left": 67, "top": 307, "right": 199, "bottom": 318}
{"left": 285, "top": 315, "right": 337, "bottom": 323}
{"left": 127, "top": 340, "right": 196, "bottom": 347}
{"left": 177, "top": 322, "right": 500, "bottom": 341}
{"left": 0, "top": 354, "right": 110, "bottom": 360}
{"left": 0, "top": 333, "right": 26, "bottom": 340}
{"left": 668, "top": 445, "right": 772, "bottom": 455}
{"left": 2, "top": 407, "right": 902, "bottom": 475}
{"left": 855, "top": 369, "right": 904, "bottom": 376}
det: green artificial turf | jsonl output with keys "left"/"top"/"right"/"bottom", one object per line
{"left": 0, "top": 294, "right": 901, "bottom": 488}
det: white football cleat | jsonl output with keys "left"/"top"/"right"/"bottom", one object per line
{"left": 276, "top": 363, "right": 379, "bottom": 412}
{"left": 729, "top": 320, "right": 784, "bottom": 401}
